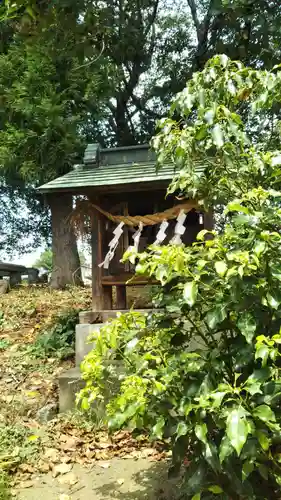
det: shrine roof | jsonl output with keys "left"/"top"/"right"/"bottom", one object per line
{"left": 38, "top": 144, "right": 202, "bottom": 193}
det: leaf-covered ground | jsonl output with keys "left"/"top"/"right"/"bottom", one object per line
{"left": 0, "top": 286, "right": 166, "bottom": 498}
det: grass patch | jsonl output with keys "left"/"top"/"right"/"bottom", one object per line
{"left": 0, "top": 424, "right": 41, "bottom": 472}
{"left": 0, "top": 472, "right": 11, "bottom": 500}
{"left": 27, "top": 309, "right": 78, "bottom": 359}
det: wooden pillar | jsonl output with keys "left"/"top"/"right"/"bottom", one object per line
{"left": 91, "top": 210, "right": 104, "bottom": 311}
{"left": 10, "top": 271, "right": 21, "bottom": 287}
{"left": 116, "top": 285, "right": 127, "bottom": 310}
{"left": 123, "top": 202, "right": 130, "bottom": 273}
{"left": 103, "top": 286, "right": 113, "bottom": 310}
{"left": 204, "top": 211, "right": 214, "bottom": 231}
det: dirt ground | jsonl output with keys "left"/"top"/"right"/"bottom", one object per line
{"left": 0, "top": 287, "right": 179, "bottom": 499}
{"left": 16, "top": 457, "right": 177, "bottom": 500}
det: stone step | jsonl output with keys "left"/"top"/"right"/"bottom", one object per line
{"left": 58, "top": 367, "right": 85, "bottom": 413}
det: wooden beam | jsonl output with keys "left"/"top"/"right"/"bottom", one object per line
{"left": 102, "top": 273, "right": 157, "bottom": 286}
{"left": 91, "top": 209, "right": 104, "bottom": 311}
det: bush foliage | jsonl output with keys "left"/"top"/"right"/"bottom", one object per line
{"left": 28, "top": 309, "right": 78, "bottom": 359}
{"left": 80, "top": 56, "right": 281, "bottom": 499}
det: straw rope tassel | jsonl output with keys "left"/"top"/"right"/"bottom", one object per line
{"left": 98, "top": 222, "right": 124, "bottom": 269}
{"left": 170, "top": 210, "right": 187, "bottom": 245}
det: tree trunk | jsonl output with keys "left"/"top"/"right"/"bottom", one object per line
{"left": 48, "top": 193, "right": 82, "bottom": 289}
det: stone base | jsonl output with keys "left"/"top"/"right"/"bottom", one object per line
{"left": 58, "top": 367, "right": 85, "bottom": 413}
{"left": 75, "top": 323, "right": 101, "bottom": 367}
{"left": 59, "top": 309, "right": 159, "bottom": 414}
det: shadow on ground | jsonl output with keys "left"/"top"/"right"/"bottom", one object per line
{"left": 92, "top": 460, "right": 180, "bottom": 500}
{"left": 17, "top": 457, "right": 182, "bottom": 500}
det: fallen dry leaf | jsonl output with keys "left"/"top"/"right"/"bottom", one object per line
{"left": 18, "top": 463, "right": 35, "bottom": 474}
{"left": 95, "top": 450, "right": 111, "bottom": 460}
{"left": 59, "top": 495, "right": 71, "bottom": 500}
{"left": 58, "top": 472, "right": 78, "bottom": 486}
{"left": 99, "top": 461, "right": 110, "bottom": 469}
{"left": 44, "top": 447, "right": 60, "bottom": 463}
{"left": 52, "top": 462, "right": 73, "bottom": 477}
{"left": 38, "top": 461, "right": 50, "bottom": 473}
{"left": 61, "top": 437, "right": 79, "bottom": 451}
{"left": 18, "top": 480, "right": 34, "bottom": 489}
{"left": 117, "top": 478, "right": 124, "bottom": 485}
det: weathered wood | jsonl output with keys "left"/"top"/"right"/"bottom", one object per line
{"left": 116, "top": 285, "right": 127, "bottom": 309}
{"left": 0, "top": 263, "right": 26, "bottom": 274}
{"left": 203, "top": 210, "right": 214, "bottom": 240}
{"left": 204, "top": 211, "right": 214, "bottom": 231}
{"left": 91, "top": 209, "right": 104, "bottom": 311}
{"left": 123, "top": 202, "right": 130, "bottom": 273}
{"left": 102, "top": 273, "right": 157, "bottom": 286}
{"left": 10, "top": 271, "right": 22, "bottom": 286}
{"left": 27, "top": 268, "right": 39, "bottom": 285}
{"left": 103, "top": 285, "right": 113, "bottom": 309}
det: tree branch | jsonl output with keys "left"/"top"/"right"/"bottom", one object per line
{"left": 186, "top": 0, "right": 200, "bottom": 41}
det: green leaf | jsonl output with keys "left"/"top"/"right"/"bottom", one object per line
{"left": 258, "top": 464, "right": 268, "bottom": 480}
{"left": 206, "top": 306, "right": 227, "bottom": 329}
{"left": 256, "top": 430, "right": 270, "bottom": 451}
{"left": 204, "top": 442, "right": 220, "bottom": 473}
{"left": 253, "top": 405, "right": 276, "bottom": 422}
{"left": 219, "top": 435, "right": 233, "bottom": 463}
{"left": 195, "top": 126, "right": 207, "bottom": 140}
{"left": 212, "top": 124, "right": 224, "bottom": 148}
{"left": 227, "top": 202, "right": 249, "bottom": 215}
{"left": 237, "top": 312, "right": 256, "bottom": 343}
{"left": 186, "top": 461, "right": 206, "bottom": 493}
{"left": 153, "top": 417, "right": 165, "bottom": 439}
{"left": 208, "top": 485, "right": 223, "bottom": 494}
{"left": 266, "top": 292, "right": 279, "bottom": 310}
{"left": 204, "top": 109, "right": 215, "bottom": 124}
{"left": 191, "top": 494, "right": 201, "bottom": 500}
{"left": 244, "top": 379, "right": 262, "bottom": 396}
{"left": 183, "top": 281, "right": 198, "bottom": 307}
{"left": 210, "top": 391, "right": 227, "bottom": 408}
{"left": 219, "top": 54, "right": 229, "bottom": 67}
{"left": 176, "top": 421, "right": 188, "bottom": 438}
{"left": 242, "top": 461, "right": 254, "bottom": 482}
{"left": 215, "top": 261, "right": 227, "bottom": 277}
{"left": 255, "top": 344, "right": 269, "bottom": 366}
{"left": 195, "top": 423, "right": 207, "bottom": 444}
{"left": 270, "top": 264, "right": 281, "bottom": 282}
{"left": 226, "top": 408, "right": 249, "bottom": 456}
{"left": 253, "top": 240, "right": 266, "bottom": 256}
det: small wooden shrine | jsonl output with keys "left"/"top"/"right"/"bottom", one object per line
{"left": 39, "top": 144, "right": 212, "bottom": 312}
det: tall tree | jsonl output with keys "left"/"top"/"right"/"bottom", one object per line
{"left": 0, "top": 1, "right": 108, "bottom": 286}
{"left": 1, "top": 0, "right": 281, "bottom": 287}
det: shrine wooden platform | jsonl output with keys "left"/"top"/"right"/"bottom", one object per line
{"left": 100, "top": 273, "right": 157, "bottom": 310}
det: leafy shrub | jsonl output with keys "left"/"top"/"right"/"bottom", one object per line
{"left": 0, "top": 473, "right": 11, "bottom": 500}
{"left": 80, "top": 56, "right": 281, "bottom": 499}
{"left": 28, "top": 309, "right": 78, "bottom": 359}
{"left": 0, "top": 424, "right": 41, "bottom": 474}
{"left": 0, "top": 340, "right": 11, "bottom": 351}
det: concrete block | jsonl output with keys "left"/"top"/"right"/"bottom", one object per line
{"left": 75, "top": 323, "right": 103, "bottom": 367}
{"left": 58, "top": 367, "right": 85, "bottom": 413}
{"left": 58, "top": 362, "right": 125, "bottom": 414}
